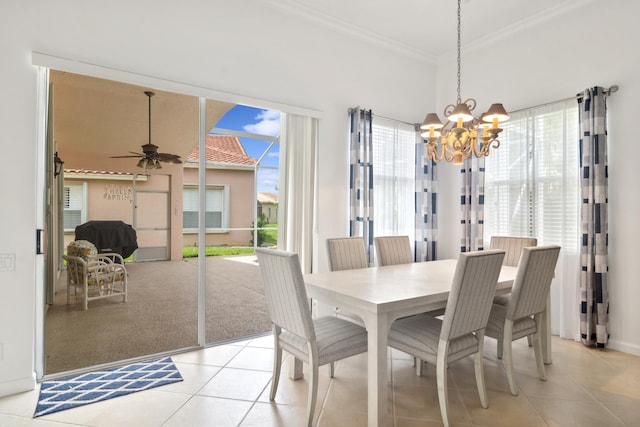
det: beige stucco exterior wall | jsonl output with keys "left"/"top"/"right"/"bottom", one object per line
{"left": 62, "top": 172, "right": 185, "bottom": 260}
{"left": 260, "top": 202, "right": 278, "bottom": 224}
{"left": 182, "top": 166, "right": 256, "bottom": 247}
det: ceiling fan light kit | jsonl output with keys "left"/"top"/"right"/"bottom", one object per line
{"left": 110, "top": 90, "right": 182, "bottom": 170}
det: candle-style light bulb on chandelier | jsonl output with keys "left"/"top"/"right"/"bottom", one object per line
{"left": 420, "top": 0, "right": 509, "bottom": 165}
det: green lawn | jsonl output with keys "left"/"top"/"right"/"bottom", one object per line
{"left": 263, "top": 224, "right": 278, "bottom": 245}
{"left": 183, "top": 224, "right": 278, "bottom": 258}
{"left": 182, "top": 246, "right": 255, "bottom": 258}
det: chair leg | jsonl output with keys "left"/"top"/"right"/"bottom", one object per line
{"left": 532, "top": 314, "right": 547, "bottom": 381}
{"left": 474, "top": 332, "right": 489, "bottom": 408}
{"left": 290, "top": 357, "right": 304, "bottom": 380}
{"left": 306, "top": 350, "right": 319, "bottom": 427}
{"left": 502, "top": 320, "right": 519, "bottom": 396}
{"left": 436, "top": 340, "right": 451, "bottom": 427}
{"left": 415, "top": 358, "right": 423, "bottom": 376}
{"left": 270, "top": 328, "right": 283, "bottom": 400}
{"left": 329, "top": 362, "right": 335, "bottom": 378}
{"left": 496, "top": 339, "right": 503, "bottom": 359}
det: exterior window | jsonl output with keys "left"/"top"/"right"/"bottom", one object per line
{"left": 372, "top": 117, "right": 416, "bottom": 243}
{"left": 63, "top": 182, "right": 86, "bottom": 231}
{"left": 483, "top": 99, "right": 578, "bottom": 252}
{"left": 183, "top": 186, "right": 228, "bottom": 230}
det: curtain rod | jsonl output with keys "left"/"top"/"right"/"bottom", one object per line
{"left": 509, "top": 85, "right": 619, "bottom": 115}
{"left": 352, "top": 84, "right": 619, "bottom": 127}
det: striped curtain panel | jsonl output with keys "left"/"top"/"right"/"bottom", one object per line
{"left": 349, "top": 108, "right": 374, "bottom": 265}
{"left": 578, "top": 87, "right": 609, "bottom": 347}
{"left": 460, "top": 156, "right": 485, "bottom": 252}
{"left": 415, "top": 134, "right": 438, "bottom": 261}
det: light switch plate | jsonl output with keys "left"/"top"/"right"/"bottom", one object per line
{"left": 0, "top": 254, "right": 16, "bottom": 272}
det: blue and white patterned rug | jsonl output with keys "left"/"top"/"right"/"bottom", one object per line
{"left": 34, "top": 356, "right": 183, "bottom": 417}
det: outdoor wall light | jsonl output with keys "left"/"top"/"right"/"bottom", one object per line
{"left": 54, "top": 152, "right": 64, "bottom": 177}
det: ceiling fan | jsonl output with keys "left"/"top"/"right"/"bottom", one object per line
{"left": 110, "top": 91, "right": 182, "bottom": 169}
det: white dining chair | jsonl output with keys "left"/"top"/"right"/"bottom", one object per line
{"left": 489, "top": 236, "right": 538, "bottom": 267}
{"left": 374, "top": 235, "right": 413, "bottom": 266}
{"left": 387, "top": 249, "right": 506, "bottom": 427}
{"left": 256, "top": 248, "right": 368, "bottom": 427}
{"left": 489, "top": 236, "right": 538, "bottom": 345}
{"left": 484, "top": 245, "right": 561, "bottom": 396}
{"left": 327, "top": 237, "right": 369, "bottom": 325}
{"left": 327, "top": 236, "right": 369, "bottom": 271}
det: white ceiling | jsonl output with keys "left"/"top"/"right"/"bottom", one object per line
{"left": 269, "top": 0, "right": 594, "bottom": 60}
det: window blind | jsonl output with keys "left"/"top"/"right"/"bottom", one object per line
{"left": 63, "top": 184, "right": 84, "bottom": 230}
{"left": 484, "top": 99, "right": 579, "bottom": 252}
{"left": 372, "top": 117, "right": 416, "bottom": 241}
{"left": 183, "top": 187, "right": 224, "bottom": 229}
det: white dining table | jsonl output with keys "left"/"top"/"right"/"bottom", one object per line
{"left": 303, "top": 259, "right": 536, "bottom": 427}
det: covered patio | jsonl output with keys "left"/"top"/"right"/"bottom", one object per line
{"left": 45, "top": 254, "right": 271, "bottom": 375}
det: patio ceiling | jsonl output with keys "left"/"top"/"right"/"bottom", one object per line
{"left": 51, "top": 70, "right": 235, "bottom": 173}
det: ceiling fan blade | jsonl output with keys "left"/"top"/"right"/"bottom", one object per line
{"left": 110, "top": 154, "right": 144, "bottom": 158}
{"left": 157, "top": 153, "right": 182, "bottom": 163}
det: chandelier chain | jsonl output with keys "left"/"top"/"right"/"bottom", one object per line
{"left": 420, "top": 0, "right": 508, "bottom": 165}
{"left": 456, "top": 0, "right": 462, "bottom": 105}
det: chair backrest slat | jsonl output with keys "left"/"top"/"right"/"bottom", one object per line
{"left": 327, "top": 237, "right": 368, "bottom": 271}
{"left": 490, "top": 236, "right": 538, "bottom": 267}
{"left": 374, "top": 236, "right": 413, "bottom": 266}
{"left": 508, "top": 245, "right": 561, "bottom": 321}
{"left": 256, "top": 248, "right": 315, "bottom": 341}
{"left": 441, "top": 250, "right": 505, "bottom": 340}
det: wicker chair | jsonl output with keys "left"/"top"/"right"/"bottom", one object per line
{"left": 63, "top": 240, "right": 127, "bottom": 310}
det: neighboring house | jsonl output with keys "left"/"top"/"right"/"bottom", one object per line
{"left": 257, "top": 192, "right": 278, "bottom": 224}
{"left": 62, "top": 135, "right": 259, "bottom": 259}
{"left": 183, "top": 134, "right": 257, "bottom": 247}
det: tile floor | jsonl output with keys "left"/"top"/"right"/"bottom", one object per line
{"left": 1, "top": 335, "right": 639, "bottom": 426}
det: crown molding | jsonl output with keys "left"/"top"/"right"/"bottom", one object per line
{"left": 263, "top": 0, "right": 436, "bottom": 64}
{"left": 437, "top": 0, "right": 597, "bottom": 64}
{"left": 264, "top": 0, "right": 596, "bottom": 66}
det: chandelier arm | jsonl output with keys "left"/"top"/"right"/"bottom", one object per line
{"left": 419, "top": 0, "right": 506, "bottom": 165}
{"left": 471, "top": 139, "right": 485, "bottom": 158}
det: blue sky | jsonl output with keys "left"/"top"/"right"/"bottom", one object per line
{"left": 212, "top": 105, "right": 280, "bottom": 194}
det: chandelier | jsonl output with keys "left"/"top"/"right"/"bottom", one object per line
{"left": 420, "top": 0, "right": 509, "bottom": 165}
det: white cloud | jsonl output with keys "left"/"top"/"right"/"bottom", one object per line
{"left": 244, "top": 110, "right": 280, "bottom": 137}
{"left": 257, "top": 168, "right": 279, "bottom": 193}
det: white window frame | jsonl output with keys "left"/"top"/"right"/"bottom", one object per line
{"left": 483, "top": 99, "right": 579, "bottom": 252}
{"left": 183, "top": 185, "right": 230, "bottom": 233}
{"left": 372, "top": 117, "right": 416, "bottom": 246}
{"left": 483, "top": 98, "right": 580, "bottom": 340}
{"left": 63, "top": 181, "right": 87, "bottom": 232}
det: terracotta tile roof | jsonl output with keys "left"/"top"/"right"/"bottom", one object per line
{"left": 186, "top": 135, "right": 257, "bottom": 166}
{"left": 257, "top": 192, "right": 279, "bottom": 204}
{"left": 63, "top": 169, "right": 137, "bottom": 177}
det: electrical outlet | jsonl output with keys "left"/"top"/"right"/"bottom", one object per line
{"left": 0, "top": 254, "right": 15, "bottom": 272}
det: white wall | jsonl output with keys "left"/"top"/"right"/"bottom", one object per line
{"left": 435, "top": 0, "right": 640, "bottom": 355}
{"left": 0, "top": 0, "right": 434, "bottom": 395}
